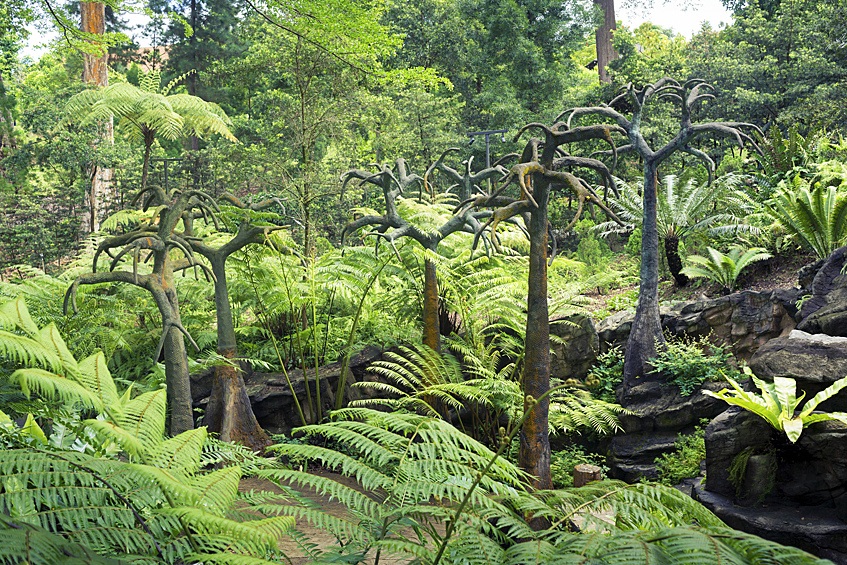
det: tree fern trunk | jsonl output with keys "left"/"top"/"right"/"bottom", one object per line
{"left": 422, "top": 258, "right": 440, "bottom": 353}
{"left": 665, "top": 236, "right": 689, "bottom": 287}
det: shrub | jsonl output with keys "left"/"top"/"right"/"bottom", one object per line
{"left": 586, "top": 347, "right": 625, "bottom": 403}
{"left": 652, "top": 335, "right": 736, "bottom": 396}
{"left": 655, "top": 423, "right": 707, "bottom": 486}
{"left": 551, "top": 444, "right": 608, "bottom": 488}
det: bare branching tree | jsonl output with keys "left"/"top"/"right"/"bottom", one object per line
{"left": 561, "top": 77, "right": 762, "bottom": 387}
{"left": 341, "top": 157, "right": 502, "bottom": 353}
{"left": 462, "top": 122, "right": 623, "bottom": 496}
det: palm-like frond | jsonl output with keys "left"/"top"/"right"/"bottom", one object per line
{"left": 765, "top": 177, "right": 847, "bottom": 259}
{"left": 63, "top": 80, "right": 236, "bottom": 145}
{"left": 262, "top": 411, "right": 829, "bottom": 565}
{"left": 597, "top": 174, "right": 758, "bottom": 240}
{"left": 681, "top": 245, "right": 772, "bottom": 292}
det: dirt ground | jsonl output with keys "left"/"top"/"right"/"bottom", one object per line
{"left": 583, "top": 250, "right": 815, "bottom": 314}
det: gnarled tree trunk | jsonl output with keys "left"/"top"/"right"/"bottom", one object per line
{"left": 519, "top": 177, "right": 551, "bottom": 493}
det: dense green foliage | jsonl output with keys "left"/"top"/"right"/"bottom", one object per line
{"left": 655, "top": 424, "right": 707, "bottom": 486}
{"left": 0, "top": 2, "right": 846, "bottom": 563}
{"left": 651, "top": 335, "right": 738, "bottom": 396}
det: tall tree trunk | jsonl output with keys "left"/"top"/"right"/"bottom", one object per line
{"left": 80, "top": 1, "right": 113, "bottom": 232}
{"left": 203, "top": 256, "right": 271, "bottom": 451}
{"left": 157, "top": 260, "right": 195, "bottom": 435}
{"left": 623, "top": 163, "right": 665, "bottom": 386}
{"left": 665, "top": 235, "right": 689, "bottom": 287}
{"left": 519, "top": 178, "right": 552, "bottom": 497}
{"left": 421, "top": 258, "right": 440, "bottom": 352}
{"left": 593, "top": 0, "right": 618, "bottom": 84}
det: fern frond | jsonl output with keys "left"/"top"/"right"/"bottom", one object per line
{"left": 9, "top": 368, "right": 102, "bottom": 409}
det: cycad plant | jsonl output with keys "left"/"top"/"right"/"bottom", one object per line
{"left": 681, "top": 245, "right": 772, "bottom": 293}
{"left": 598, "top": 173, "right": 758, "bottom": 286}
{"left": 63, "top": 69, "right": 237, "bottom": 191}
{"left": 764, "top": 176, "right": 847, "bottom": 260}
{"left": 0, "top": 297, "right": 294, "bottom": 564}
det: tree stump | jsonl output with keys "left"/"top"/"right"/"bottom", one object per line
{"left": 573, "top": 464, "right": 603, "bottom": 487}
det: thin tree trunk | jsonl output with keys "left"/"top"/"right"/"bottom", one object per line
{"left": 81, "top": 1, "right": 113, "bottom": 232}
{"left": 421, "top": 258, "right": 440, "bottom": 352}
{"left": 623, "top": 162, "right": 665, "bottom": 386}
{"left": 593, "top": 0, "right": 618, "bottom": 84}
{"left": 159, "top": 263, "right": 194, "bottom": 435}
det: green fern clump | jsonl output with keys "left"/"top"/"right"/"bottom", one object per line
{"left": 263, "top": 409, "right": 832, "bottom": 565}
{"left": 0, "top": 297, "right": 296, "bottom": 565}
{"left": 652, "top": 335, "right": 737, "bottom": 396}
{"left": 654, "top": 423, "right": 707, "bottom": 486}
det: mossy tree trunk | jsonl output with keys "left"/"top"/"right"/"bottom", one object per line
{"left": 519, "top": 176, "right": 552, "bottom": 493}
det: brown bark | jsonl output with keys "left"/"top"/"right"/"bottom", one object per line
{"left": 204, "top": 349, "right": 272, "bottom": 451}
{"left": 81, "top": 3, "right": 107, "bottom": 86}
{"left": 421, "top": 258, "right": 440, "bottom": 352}
{"left": 81, "top": 1, "right": 113, "bottom": 232}
{"left": 593, "top": 0, "right": 619, "bottom": 84}
{"left": 519, "top": 178, "right": 551, "bottom": 494}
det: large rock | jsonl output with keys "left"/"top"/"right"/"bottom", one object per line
{"left": 748, "top": 330, "right": 847, "bottom": 412}
{"left": 606, "top": 380, "right": 728, "bottom": 481}
{"left": 596, "top": 290, "right": 800, "bottom": 361}
{"left": 703, "top": 408, "right": 847, "bottom": 563}
{"left": 695, "top": 485, "right": 847, "bottom": 564}
{"left": 798, "top": 246, "right": 847, "bottom": 336}
{"left": 550, "top": 314, "right": 599, "bottom": 382}
{"left": 706, "top": 408, "right": 847, "bottom": 508}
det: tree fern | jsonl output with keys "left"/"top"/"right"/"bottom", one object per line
{"left": 0, "top": 298, "right": 297, "bottom": 564}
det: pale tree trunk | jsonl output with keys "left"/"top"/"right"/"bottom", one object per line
{"left": 81, "top": 1, "right": 114, "bottom": 232}
{"left": 594, "top": 0, "right": 619, "bottom": 84}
